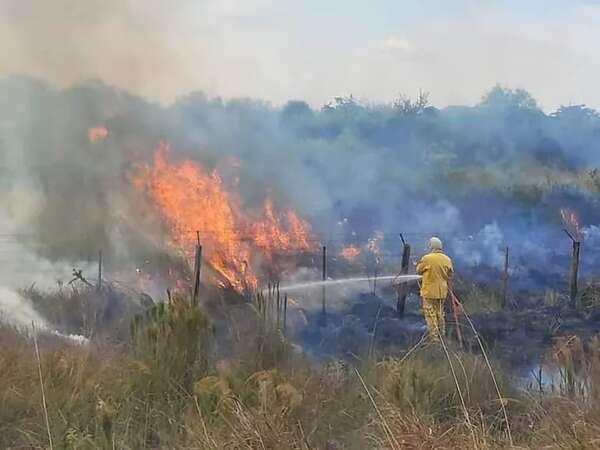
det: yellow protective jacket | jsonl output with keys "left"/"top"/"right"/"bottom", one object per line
{"left": 416, "top": 250, "right": 453, "bottom": 299}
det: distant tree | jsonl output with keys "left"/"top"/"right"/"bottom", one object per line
{"left": 480, "top": 85, "right": 538, "bottom": 110}
{"left": 321, "top": 94, "right": 361, "bottom": 112}
{"left": 392, "top": 90, "right": 430, "bottom": 115}
{"left": 551, "top": 104, "right": 599, "bottom": 121}
{"left": 281, "top": 100, "right": 313, "bottom": 121}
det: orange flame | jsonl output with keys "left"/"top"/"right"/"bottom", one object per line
{"left": 340, "top": 245, "right": 361, "bottom": 261}
{"left": 561, "top": 208, "right": 582, "bottom": 242}
{"left": 88, "top": 126, "right": 108, "bottom": 142}
{"left": 131, "top": 143, "right": 313, "bottom": 290}
{"left": 251, "top": 198, "right": 312, "bottom": 253}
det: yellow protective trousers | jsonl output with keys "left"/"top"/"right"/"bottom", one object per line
{"left": 422, "top": 298, "right": 446, "bottom": 340}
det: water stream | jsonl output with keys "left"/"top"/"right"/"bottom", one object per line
{"left": 272, "top": 274, "right": 421, "bottom": 293}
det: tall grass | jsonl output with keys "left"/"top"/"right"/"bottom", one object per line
{"left": 4, "top": 289, "right": 600, "bottom": 448}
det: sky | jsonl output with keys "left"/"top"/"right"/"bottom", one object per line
{"left": 0, "top": 0, "right": 599, "bottom": 110}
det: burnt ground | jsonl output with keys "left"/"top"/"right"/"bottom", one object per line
{"left": 127, "top": 273, "right": 600, "bottom": 380}
{"left": 296, "top": 290, "right": 600, "bottom": 376}
{"left": 49, "top": 274, "right": 598, "bottom": 380}
{"left": 469, "top": 305, "right": 600, "bottom": 367}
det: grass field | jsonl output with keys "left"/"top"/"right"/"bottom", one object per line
{"left": 3, "top": 285, "right": 600, "bottom": 449}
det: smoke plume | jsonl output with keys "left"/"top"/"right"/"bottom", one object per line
{"left": 1, "top": 77, "right": 600, "bottom": 296}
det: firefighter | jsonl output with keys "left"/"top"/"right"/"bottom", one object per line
{"left": 415, "top": 237, "right": 453, "bottom": 340}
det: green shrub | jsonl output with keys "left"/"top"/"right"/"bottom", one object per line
{"left": 130, "top": 297, "right": 212, "bottom": 388}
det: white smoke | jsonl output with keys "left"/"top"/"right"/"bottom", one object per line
{"left": 0, "top": 185, "right": 91, "bottom": 343}
{"left": 452, "top": 222, "right": 504, "bottom": 268}
{"left": 0, "top": 286, "right": 47, "bottom": 330}
{"left": 0, "top": 287, "right": 88, "bottom": 344}
{"left": 0, "top": 178, "right": 96, "bottom": 285}
{"left": 582, "top": 225, "right": 600, "bottom": 244}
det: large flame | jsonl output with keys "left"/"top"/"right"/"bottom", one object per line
{"left": 132, "top": 143, "right": 314, "bottom": 290}
{"left": 252, "top": 198, "right": 312, "bottom": 253}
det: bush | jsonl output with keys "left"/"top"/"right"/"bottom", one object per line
{"left": 130, "top": 297, "right": 212, "bottom": 388}
{"left": 379, "top": 344, "right": 513, "bottom": 423}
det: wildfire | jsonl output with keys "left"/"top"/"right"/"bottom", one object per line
{"left": 88, "top": 126, "right": 108, "bottom": 143}
{"left": 132, "top": 143, "right": 313, "bottom": 290}
{"left": 561, "top": 208, "right": 582, "bottom": 242}
{"left": 252, "top": 198, "right": 312, "bottom": 253}
{"left": 340, "top": 245, "right": 361, "bottom": 261}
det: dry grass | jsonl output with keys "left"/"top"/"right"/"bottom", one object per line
{"left": 4, "top": 291, "right": 600, "bottom": 449}
{"left": 21, "top": 283, "right": 140, "bottom": 340}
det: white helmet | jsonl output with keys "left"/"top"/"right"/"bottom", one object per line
{"left": 428, "top": 236, "right": 443, "bottom": 251}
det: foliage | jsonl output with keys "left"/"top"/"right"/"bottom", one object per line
{"left": 129, "top": 296, "right": 211, "bottom": 388}
{"left": 479, "top": 85, "right": 539, "bottom": 111}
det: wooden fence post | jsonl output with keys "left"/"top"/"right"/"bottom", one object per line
{"left": 563, "top": 229, "right": 581, "bottom": 308}
{"left": 570, "top": 241, "right": 580, "bottom": 307}
{"left": 97, "top": 250, "right": 102, "bottom": 291}
{"left": 396, "top": 243, "right": 411, "bottom": 317}
{"left": 502, "top": 247, "right": 509, "bottom": 308}
{"left": 283, "top": 293, "right": 288, "bottom": 335}
{"left": 192, "top": 231, "right": 202, "bottom": 307}
{"left": 321, "top": 245, "right": 327, "bottom": 326}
